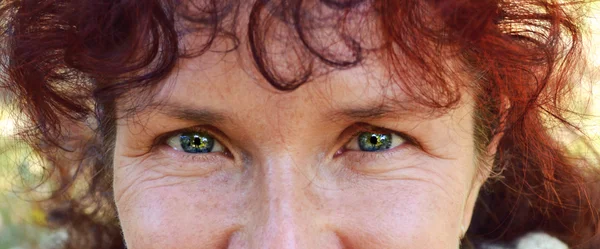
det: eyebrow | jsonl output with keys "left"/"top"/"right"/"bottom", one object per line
{"left": 154, "top": 104, "right": 227, "bottom": 124}
{"left": 328, "top": 102, "right": 412, "bottom": 121}
{"left": 152, "top": 101, "right": 412, "bottom": 123}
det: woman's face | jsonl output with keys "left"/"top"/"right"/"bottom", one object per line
{"left": 112, "top": 38, "right": 487, "bottom": 248}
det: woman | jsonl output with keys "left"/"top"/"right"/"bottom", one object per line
{"left": 1, "top": 0, "right": 599, "bottom": 248}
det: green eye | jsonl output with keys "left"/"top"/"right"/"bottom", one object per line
{"left": 167, "top": 132, "right": 224, "bottom": 153}
{"left": 346, "top": 132, "right": 405, "bottom": 152}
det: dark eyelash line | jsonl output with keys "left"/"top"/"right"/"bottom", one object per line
{"left": 151, "top": 126, "right": 231, "bottom": 154}
{"left": 154, "top": 123, "right": 423, "bottom": 161}
{"left": 334, "top": 132, "right": 412, "bottom": 158}
{"left": 152, "top": 126, "right": 235, "bottom": 164}
{"left": 346, "top": 123, "right": 422, "bottom": 148}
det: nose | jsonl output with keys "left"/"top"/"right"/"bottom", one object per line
{"left": 238, "top": 156, "right": 343, "bottom": 249}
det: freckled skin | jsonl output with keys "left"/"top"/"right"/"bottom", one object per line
{"left": 112, "top": 33, "right": 490, "bottom": 249}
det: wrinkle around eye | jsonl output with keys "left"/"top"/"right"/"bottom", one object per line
{"left": 344, "top": 160, "right": 459, "bottom": 203}
{"left": 114, "top": 167, "right": 212, "bottom": 205}
{"left": 114, "top": 109, "right": 227, "bottom": 157}
{"left": 114, "top": 154, "right": 228, "bottom": 204}
{"left": 116, "top": 147, "right": 226, "bottom": 178}
{"left": 341, "top": 149, "right": 425, "bottom": 175}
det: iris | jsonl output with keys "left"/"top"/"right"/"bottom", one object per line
{"left": 358, "top": 132, "right": 393, "bottom": 152}
{"left": 179, "top": 132, "right": 215, "bottom": 153}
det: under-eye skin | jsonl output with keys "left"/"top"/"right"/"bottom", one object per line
{"left": 335, "top": 126, "right": 419, "bottom": 174}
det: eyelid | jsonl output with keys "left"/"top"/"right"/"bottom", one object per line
{"left": 342, "top": 123, "right": 422, "bottom": 148}
{"left": 350, "top": 125, "right": 444, "bottom": 160}
{"left": 152, "top": 126, "right": 232, "bottom": 155}
{"left": 166, "top": 132, "right": 226, "bottom": 153}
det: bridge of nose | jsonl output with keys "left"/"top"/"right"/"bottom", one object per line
{"left": 225, "top": 97, "right": 345, "bottom": 248}
{"left": 232, "top": 153, "right": 343, "bottom": 249}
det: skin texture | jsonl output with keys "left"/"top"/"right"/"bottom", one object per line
{"left": 112, "top": 35, "right": 490, "bottom": 248}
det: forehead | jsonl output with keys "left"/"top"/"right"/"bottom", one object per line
{"left": 113, "top": 0, "right": 472, "bottom": 119}
{"left": 116, "top": 0, "right": 474, "bottom": 121}
{"left": 152, "top": 46, "right": 429, "bottom": 122}
{"left": 113, "top": 23, "right": 478, "bottom": 170}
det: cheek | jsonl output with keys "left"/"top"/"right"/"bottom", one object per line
{"left": 329, "top": 178, "right": 465, "bottom": 248}
{"left": 114, "top": 162, "right": 244, "bottom": 249}
{"left": 113, "top": 153, "right": 474, "bottom": 249}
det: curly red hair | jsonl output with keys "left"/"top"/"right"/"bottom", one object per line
{"left": 1, "top": 0, "right": 599, "bottom": 248}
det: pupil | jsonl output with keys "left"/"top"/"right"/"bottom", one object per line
{"left": 370, "top": 136, "right": 378, "bottom": 145}
{"left": 180, "top": 132, "right": 214, "bottom": 153}
{"left": 358, "top": 132, "right": 392, "bottom": 152}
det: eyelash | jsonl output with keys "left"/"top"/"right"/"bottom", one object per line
{"left": 336, "top": 124, "right": 418, "bottom": 157}
{"left": 155, "top": 124, "right": 420, "bottom": 162}
{"left": 153, "top": 127, "right": 233, "bottom": 163}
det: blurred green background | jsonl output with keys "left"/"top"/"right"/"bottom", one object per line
{"left": 2, "top": 3, "right": 600, "bottom": 249}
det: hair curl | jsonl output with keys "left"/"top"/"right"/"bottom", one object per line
{"left": 1, "top": 0, "right": 600, "bottom": 248}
